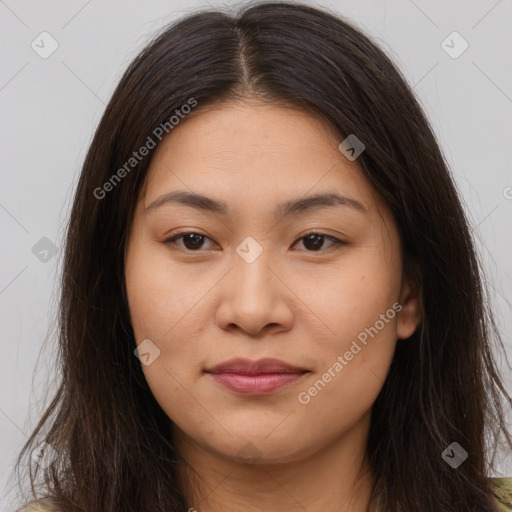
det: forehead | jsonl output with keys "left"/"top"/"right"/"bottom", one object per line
{"left": 141, "top": 102, "right": 382, "bottom": 216}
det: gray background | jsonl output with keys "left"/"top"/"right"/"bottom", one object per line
{"left": 1, "top": 0, "right": 511, "bottom": 508}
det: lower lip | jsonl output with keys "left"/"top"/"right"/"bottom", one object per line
{"left": 208, "top": 372, "right": 307, "bottom": 395}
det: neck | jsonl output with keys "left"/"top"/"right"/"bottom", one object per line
{"left": 173, "top": 412, "right": 374, "bottom": 512}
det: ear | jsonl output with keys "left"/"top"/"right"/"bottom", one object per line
{"left": 396, "top": 276, "right": 422, "bottom": 340}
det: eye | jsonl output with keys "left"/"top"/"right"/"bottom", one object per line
{"left": 163, "top": 230, "right": 345, "bottom": 253}
{"left": 163, "top": 232, "right": 217, "bottom": 251}
{"left": 291, "top": 230, "right": 346, "bottom": 252}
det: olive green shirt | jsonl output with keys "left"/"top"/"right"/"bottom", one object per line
{"left": 495, "top": 477, "right": 512, "bottom": 512}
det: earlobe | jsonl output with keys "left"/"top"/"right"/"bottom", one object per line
{"left": 396, "top": 277, "right": 422, "bottom": 340}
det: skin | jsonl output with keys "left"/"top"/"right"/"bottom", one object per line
{"left": 124, "top": 100, "right": 422, "bottom": 512}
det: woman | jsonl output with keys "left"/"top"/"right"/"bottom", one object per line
{"left": 15, "top": 2, "right": 512, "bottom": 511}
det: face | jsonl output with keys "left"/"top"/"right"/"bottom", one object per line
{"left": 124, "top": 101, "right": 421, "bottom": 465}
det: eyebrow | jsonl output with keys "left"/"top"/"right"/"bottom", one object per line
{"left": 144, "top": 190, "right": 368, "bottom": 217}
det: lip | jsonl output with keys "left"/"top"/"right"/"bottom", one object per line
{"left": 206, "top": 357, "right": 307, "bottom": 374}
{"left": 205, "top": 358, "right": 309, "bottom": 396}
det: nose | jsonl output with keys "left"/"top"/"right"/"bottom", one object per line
{"left": 215, "top": 245, "right": 294, "bottom": 337}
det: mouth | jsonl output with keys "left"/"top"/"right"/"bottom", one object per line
{"left": 204, "top": 357, "right": 310, "bottom": 396}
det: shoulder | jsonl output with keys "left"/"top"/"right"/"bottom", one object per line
{"left": 491, "top": 477, "right": 512, "bottom": 512}
{"left": 17, "top": 497, "right": 59, "bottom": 512}
{"left": 17, "top": 505, "right": 46, "bottom": 512}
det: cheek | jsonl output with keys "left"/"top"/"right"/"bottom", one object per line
{"left": 297, "top": 248, "right": 401, "bottom": 342}
{"left": 125, "top": 245, "right": 209, "bottom": 426}
{"left": 294, "top": 279, "right": 399, "bottom": 439}
{"left": 125, "top": 239, "right": 208, "bottom": 338}
{"left": 125, "top": 239, "right": 211, "bottom": 396}
{"left": 294, "top": 239, "right": 401, "bottom": 402}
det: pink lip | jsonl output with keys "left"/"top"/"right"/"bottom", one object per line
{"left": 205, "top": 358, "right": 309, "bottom": 396}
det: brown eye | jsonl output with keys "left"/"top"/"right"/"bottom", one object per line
{"left": 293, "top": 232, "right": 345, "bottom": 252}
{"left": 163, "top": 232, "right": 215, "bottom": 251}
{"left": 182, "top": 233, "right": 205, "bottom": 250}
{"left": 302, "top": 233, "right": 326, "bottom": 251}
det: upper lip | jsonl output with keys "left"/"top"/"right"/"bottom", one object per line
{"left": 205, "top": 357, "right": 308, "bottom": 374}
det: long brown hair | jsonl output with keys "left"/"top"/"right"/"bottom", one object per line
{"left": 14, "top": 2, "right": 512, "bottom": 511}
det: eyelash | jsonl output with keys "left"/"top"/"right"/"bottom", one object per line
{"left": 162, "top": 230, "right": 346, "bottom": 253}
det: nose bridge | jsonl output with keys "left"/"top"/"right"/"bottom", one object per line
{"left": 215, "top": 235, "right": 291, "bottom": 335}
{"left": 233, "top": 236, "right": 274, "bottom": 303}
